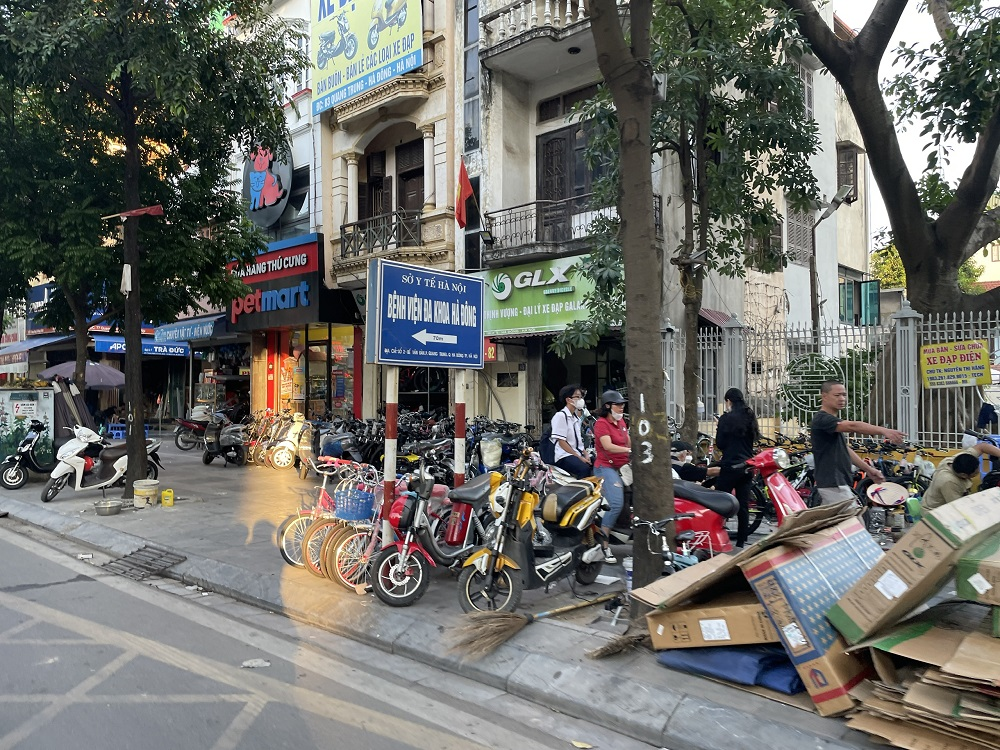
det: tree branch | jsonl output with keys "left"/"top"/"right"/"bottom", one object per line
{"left": 963, "top": 205, "right": 1000, "bottom": 257}
{"left": 855, "top": 0, "right": 908, "bottom": 68}
{"left": 782, "top": 0, "right": 852, "bottom": 72}
{"left": 928, "top": 0, "right": 957, "bottom": 40}
{"left": 937, "top": 105, "right": 1000, "bottom": 256}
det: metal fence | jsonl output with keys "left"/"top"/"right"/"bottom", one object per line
{"left": 667, "top": 304, "right": 1000, "bottom": 450}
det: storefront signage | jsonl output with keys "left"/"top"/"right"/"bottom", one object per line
{"left": 26, "top": 282, "right": 154, "bottom": 335}
{"left": 228, "top": 235, "right": 323, "bottom": 331}
{"left": 310, "top": 0, "right": 423, "bottom": 116}
{"left": 242, "top": 147, "right": 292, "bottom": 228}
{"left": 366, "top": 259, "right": 484, "bottom": 368}
{"left": 920, "top": 339, "right": 990, "bottom": 389}
{"left": 154, "top": 315, "right": 222, "bottom": 343}
{"left": 93, "top": 336, "right": 190, "bottom": 357}
{"left": 475, "top": 255, "right": 594, "bottom": 336}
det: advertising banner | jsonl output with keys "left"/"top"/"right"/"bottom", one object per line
{"left": 311, "top": 0, "right": 423, "bottom": 115}
{"left": 227, "top": 234, "right": 322, "bottom": 331}
{"left": 919, "top": 339, "right": 991, "bottom": 389}
{"left": 474, "top": 255, "right": 594, "bottom": 337}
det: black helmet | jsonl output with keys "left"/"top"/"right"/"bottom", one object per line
{"left": 602, "top": 390, "right": 626, "bottom": 405}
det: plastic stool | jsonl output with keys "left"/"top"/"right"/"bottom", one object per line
{"left": 109, "top": 423, "right": 126, "bottom": 440}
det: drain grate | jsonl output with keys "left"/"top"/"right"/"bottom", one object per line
{"left": 102, "top": 544, "right": 186, "bottom": 581}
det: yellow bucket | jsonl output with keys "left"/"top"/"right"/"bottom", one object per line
{"left": 161, "top": 488, "right": 174, "bottom": 507}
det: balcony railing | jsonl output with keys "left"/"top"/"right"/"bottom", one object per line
{"left": 340, "top": 210, "right": 422, "bottom": 258}
{"left": 483, "top": 193, "right": 663, "bottom": 262}
{"left": 481, "top": 0, "right": 590, "bottom": 48}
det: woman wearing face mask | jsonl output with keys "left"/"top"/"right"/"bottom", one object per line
{"left": 593, "top": 390, "right": 631, "bottom": 563}
{"left": 714, "top": 387, "right": 761, "bottom": 548}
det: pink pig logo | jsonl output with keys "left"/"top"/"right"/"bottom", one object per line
{"left": 248, "top": 148, "right": 286, "bottom": 211}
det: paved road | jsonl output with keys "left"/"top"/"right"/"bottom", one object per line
{"left": 0, "top": 521, "right": 656, "bottom": 750}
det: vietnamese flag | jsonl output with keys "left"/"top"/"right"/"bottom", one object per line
{"left": 456, "top": 159, "right": 474, "bottom": 229}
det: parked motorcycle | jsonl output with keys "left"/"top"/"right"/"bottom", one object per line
{"left": 671, "top": 479, "right": 740, "bottom": 557}
{"left": 317, "top": 12, "right": 359, "bottom": 68}
{"left": 266, "top": 411, "right": 308, "bottom": 470}
{"left": 1, "top": 418, "right": 55, "bottom": 489}
{"left": 368, "top": 0, "right": 407, "bottom": 50}
{"left": 202, "top": 416, "right": 246, "bottom": 466}
{"left": 456, "top": 448, "right": 608, "bottom": 613}
{"left": 173, "top": 404, "right": 213, "bottom": 451}
{"left": 370, "top": 454, "right": 490, "bottom": 607}
{"left": 41, "top": 425, "right": 163, "bottom": 503}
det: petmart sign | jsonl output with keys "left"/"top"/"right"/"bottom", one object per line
{"left": 474, "top": 255, "right": 594, "bottom": 336}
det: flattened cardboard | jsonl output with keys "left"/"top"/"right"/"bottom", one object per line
{"left": 847, "top": 712, "right": 998, "bottom": 750}
{"left": 739, "top": 517, "right": 883, "bottom": 716}
{"left": 645, "top": 591, "right": 780, "bottom": 649}
{"left": 957, "top": 534, "right": 1000, "bottom": 607}
{"left": 828, "top": 489, "right": 1000, "bottom": 644}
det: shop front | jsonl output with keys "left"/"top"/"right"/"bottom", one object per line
{"left": 475, "top": 254, "right": 624, "bottom": 428}
{"left": 229, "top": 233, "right": 363, "bottom": 418}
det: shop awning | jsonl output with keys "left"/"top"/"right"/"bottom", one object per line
{"left": 153, "top": 314, "right": 224, "bottom": 343}
{"left": 0, "top": 334, "right": 74, "bottom": 368}
{"left": 91, "top": 335, "right": 190, "bottom": 357}
{"left": 699, "top": 308, "right": 733, "bottom": 327}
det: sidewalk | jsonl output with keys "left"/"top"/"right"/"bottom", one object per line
{"left": 0, "top": 443, "right": 879, "bottom": 750}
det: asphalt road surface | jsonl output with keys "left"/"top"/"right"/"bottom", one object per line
{"left": 0, "top": 521, "right": 657, "bottom": 750}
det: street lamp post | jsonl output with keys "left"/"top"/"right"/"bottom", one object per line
{"left": 809, "top": 185, "right": 854, "bottom": 348}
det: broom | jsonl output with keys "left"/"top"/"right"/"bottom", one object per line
{"left": 450, "top": 591, "right": 622, "bottom": 660}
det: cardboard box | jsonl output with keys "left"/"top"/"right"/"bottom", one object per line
{"left": 956, "top": 533, "right": 1000, "bottom": 607}
{"left": 646, "top": 591, "right": 780, "bottom": 650}
{"left": 739, "top": 516, "right": 884, "bottom": 716}
{"left": 828, "top": 488, "right": 1000, "bottom": 645}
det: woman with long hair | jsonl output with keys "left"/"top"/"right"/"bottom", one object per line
{"left": 714, "top": 387, "right": 760, "bottom": 548}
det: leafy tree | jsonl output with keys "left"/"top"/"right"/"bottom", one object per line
{"left": 782, "top": 0, "right": 1000, "bottom": 314}
{"left": 871, "top": 243, "right": 983, "bottom": 294}
{"left": 558, "top": 0, "right": 819, "bottom": 450}
{"left": 0, "top": 0, "right": 305, "bottom": 493}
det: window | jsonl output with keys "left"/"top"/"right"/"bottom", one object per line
{"left": 786, "top": 209, "right": 811, "bottom": 266}
{"left": 794, "top": 61, "right": 814, "bottom": 120}
{"left": 464, "top": 175, "right": 482, "bottom": 268}
{"left": 537, "top": 83, "right": 600, "bottom": 123}
{"left": 991, "top": 243, "right": 1000, "bottom": 263}
{"left": 751, "top": 359, "right": 764, "bottom": 375}
{"left": 537, "top": 122, "right": 604, "bottom": 201}
{"left": 839, "top": 267, "right": 880, "bottom": 326}
{"left": 463, "top": 0, "right": 480, "bottom": 152}
{"left": 746, "top": 220, "right": 784, "bottom": 271}
{"left": 837, "top": 144, "right": 859, "bottom": 204}
{"left": 289, "top": 35, "right": 309, "bottom": 96}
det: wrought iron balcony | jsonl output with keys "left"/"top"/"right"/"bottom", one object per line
{"left": 482, "top": 193, "right": 663, "bottom": 264}
{"left": 340, "top": 210, "right": 422, "bottom": 258}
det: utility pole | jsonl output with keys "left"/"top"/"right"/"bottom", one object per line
{"left": 809, "top": 185, "right": 854, "bottom": 349}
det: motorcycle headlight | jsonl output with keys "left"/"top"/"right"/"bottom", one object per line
{"left": 773, "top": 448, "right": 791, "bottom": 469}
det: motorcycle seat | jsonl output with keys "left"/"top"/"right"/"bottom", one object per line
{"left": 541, "top": 481, "right": 593, "bottom": 523}
{"left": 100, "top": 444, "right": 128, "bottom": 462}
{"left": 673, "top": 479, "right": 739, "bottom": 518}
{"left": 447, "top": 471, "right": 494, "bottom": 506}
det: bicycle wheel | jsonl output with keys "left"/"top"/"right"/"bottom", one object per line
{"left": 277, "top": 512, "right": 313, "bottom": 567}
{"left": 746, "top": 485, "right": 767, "bottom": 535}
{"left": 301, "top": 519, "right": 343, "bottom": 578}
{"left": 329, "top": 526, "right": 377, "bottom": 590}
{"left": 319, "top": 525, "right": 354, "bottom": 580}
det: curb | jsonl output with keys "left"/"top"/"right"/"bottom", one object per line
{"left": 0, "top": 496, "right": 877, "bottom": 750}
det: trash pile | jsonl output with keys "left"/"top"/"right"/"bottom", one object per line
{"left": 632, "top": 490, "right": 1000, "bottom": 748}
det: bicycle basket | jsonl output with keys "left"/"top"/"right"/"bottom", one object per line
{"left": 333, "top": 487, "right": 376, "bottom": 521}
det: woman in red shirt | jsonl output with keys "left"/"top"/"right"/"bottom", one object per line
{"left": 593, "top": 390, "right": 631, "bottom": 563}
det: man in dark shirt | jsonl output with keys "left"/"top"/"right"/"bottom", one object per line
{"left": 671, "top": 441, "right": 720, "bottom": 482}
{"left": 811, "top": 380, "right": 905, "bottom": 505}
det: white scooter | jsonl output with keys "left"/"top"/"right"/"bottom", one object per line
{"left": 41, "top": 425, "right": 163, "bottom": 503}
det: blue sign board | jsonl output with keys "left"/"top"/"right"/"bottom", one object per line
{"left": 366, "top": 260, "right": 484, "bottom": 368}
{"left": 93, "top": 335, "right": 190, "bottom": 358}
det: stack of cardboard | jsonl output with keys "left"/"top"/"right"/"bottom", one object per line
{"left": 633, "top": 500, "right": 883, "bottom": 716}
{"left": 956, "top": 535, "right": 1000, "bottom": 638}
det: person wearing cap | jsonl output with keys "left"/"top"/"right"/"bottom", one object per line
{"left": 671, "top": 440, "right": 720, "bottom": 483}
{"left": 550, "top": 383, "right": 591, "bottom": 479}
{"left": 593, "top": 390, "right": 630, "bottom": 563}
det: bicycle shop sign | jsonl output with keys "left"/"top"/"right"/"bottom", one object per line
{"left": 228, "top": 234, "right": 322, "bottom": 331}
{"left": 366, "top": 259, "right": 484, "bottom": 368}
{"left": 920, "top": 338, "right": 991, "bottom": 389}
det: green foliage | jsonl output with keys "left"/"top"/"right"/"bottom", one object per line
{"left": 0, "top": 0, "right": 306, "bottom": 329}
{"left": 552, "top": 0, "right": 820, "bottom": 356}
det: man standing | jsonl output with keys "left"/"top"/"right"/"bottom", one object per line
{"left": 811, "top": 380, "right": 905, "bottom": 505}
{"left": 550, "top": 384, "right": 591, "bottom": 479}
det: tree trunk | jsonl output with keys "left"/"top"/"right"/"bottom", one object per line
{"left": 120, "top": 71, "right": 147, "bottom": 498}
{"left": 681, "top": 270, "right": 704, "bottom": 445}
{"left": 590, "top": 0, "right": 673, "bottom": 598}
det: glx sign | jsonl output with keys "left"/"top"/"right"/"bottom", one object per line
{"left": 490, "top": 266, "right": 572, "bottom": 301}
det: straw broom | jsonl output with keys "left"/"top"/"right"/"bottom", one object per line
{"left": 450, "top": 592, "right": 621, "bottom": 660}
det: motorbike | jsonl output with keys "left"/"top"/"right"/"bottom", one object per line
{"left": 41, "top": 425, "right": 163, "bottom": 503}
{"left": 1, "top": 418, "right": 55, "bottom": 489}
{"left": 671, "top": 479, "right": 740, "bottom": 557}
{"left": 370, "top": 454, "right": 490, "bottom": 607}
{"left": 742, "top": 447, "right": 809, "bottom": 526}
{"left": 173, "top": 404, "right": 213, "bottom": 451}
{"left": 203, "top": 416, "right": 246, "bottom": 466}
{"left": 368, "top": 0, "right": 407, "bottom": 50}
{"left": 456, "top": 448, "right": 608, "bottom": 613}
{"left": 317, "top": 12, "right": 359, "bottom": 68}
{"left": 265, "top": 412, "right": 308, "bottom": 470}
